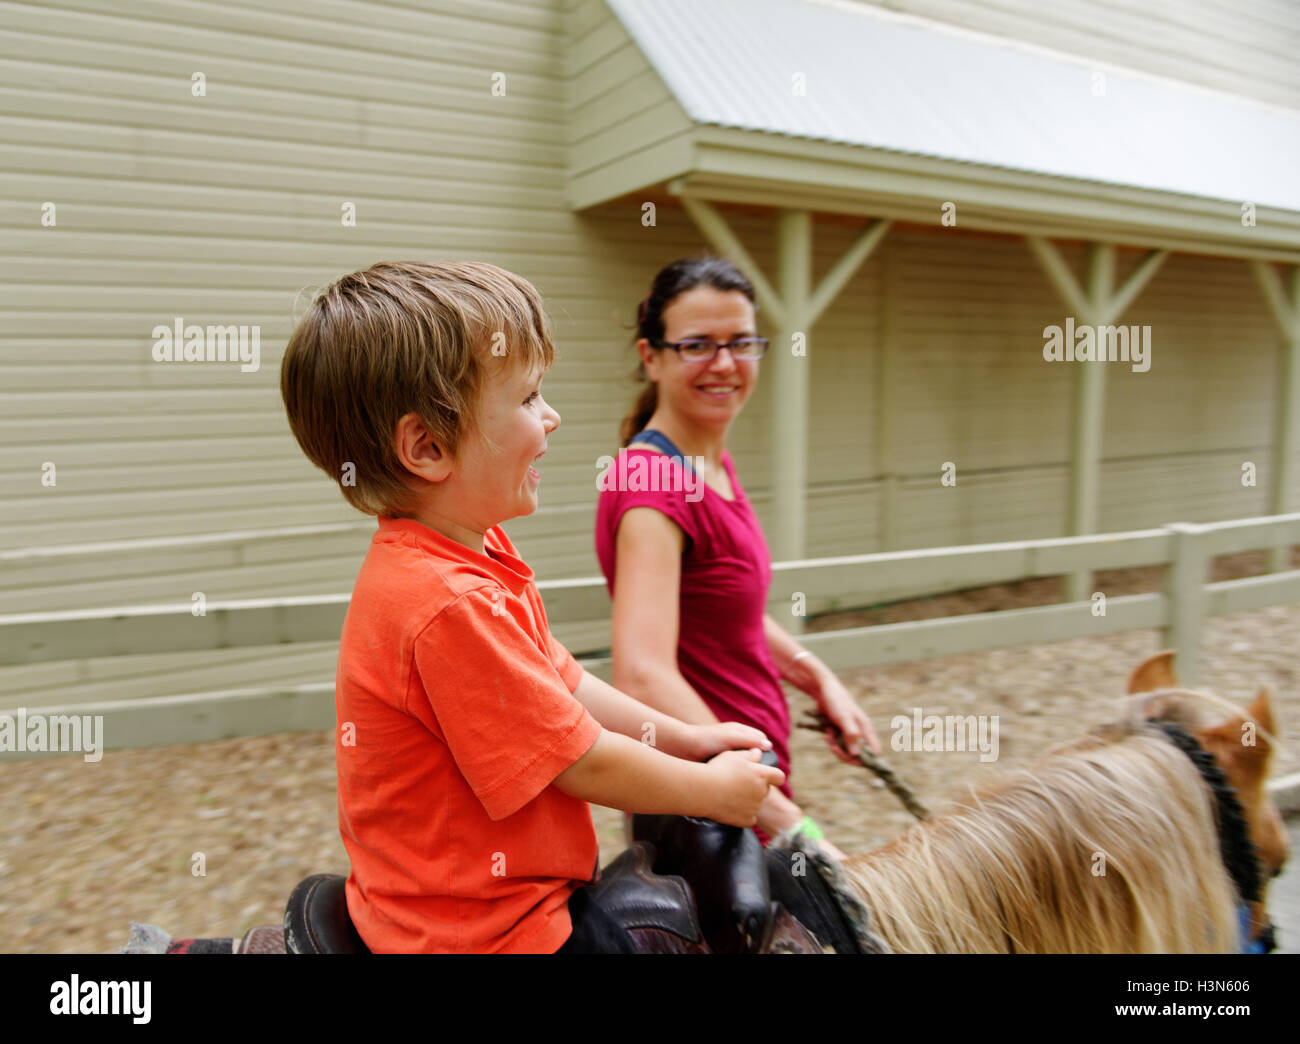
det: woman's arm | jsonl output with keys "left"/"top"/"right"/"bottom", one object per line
{"left": 569, "top": 668, "right": 771, "bottom": 761}
{"left": 610, "top": 507, "right": 720, "bottom": 727}
{"left": 763, "top": 613, "right": 881, "bottom": 759}
{"left": 612, "top": 510, "right": 830, "bottom": 845}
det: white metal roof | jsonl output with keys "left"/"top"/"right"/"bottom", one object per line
{"left": 606, "top": 0, "right": 1300, "bottom": 213}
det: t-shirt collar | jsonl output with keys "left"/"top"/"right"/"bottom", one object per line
{"left": 376, "top": 516, "right": 534, "bottom": 593}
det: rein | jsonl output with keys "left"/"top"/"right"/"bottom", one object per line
{"left": 1147, "top": 720, "right": 1262, "bottom": 906}
{"left": 806, "top": 708, "right": 1278, "bottom": 952}
{"left": 1147, "top": 720, "right": 1276, "bottom": 953}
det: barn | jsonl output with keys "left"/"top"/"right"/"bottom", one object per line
{"left": 2, "top": 0, "right": 1298, "bottom": 709}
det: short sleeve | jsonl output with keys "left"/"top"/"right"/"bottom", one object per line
{"left": 412, "top": 588, "right": 601, "bottom": 821}
{"left": 599, "top": 451, "right": 700, "bottom": 554}
{"left": 546, "top": 630, "right": 584, "bottom": 693}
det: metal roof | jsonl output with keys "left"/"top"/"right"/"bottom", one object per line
{"left": 606, "top": 0, "right": 1300, "bottom": 213}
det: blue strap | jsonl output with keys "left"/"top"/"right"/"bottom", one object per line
{"left": 629, "top": 429, "right": 697, "bottom": 474}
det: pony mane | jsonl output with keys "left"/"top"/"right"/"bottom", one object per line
{"left": 1119, "top": 686, "right": 1284, "bottom": 754}
{"left": 840, "top": 713, "right": 1241, "bottom": 953}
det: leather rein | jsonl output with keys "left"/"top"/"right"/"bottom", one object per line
{"left": 1148, "top": 719, "right": 1276, "bottom": 953}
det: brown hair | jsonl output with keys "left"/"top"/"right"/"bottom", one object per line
{"left": 619, "top": 256, "right": 758, "bottom": 446}
{"left": 280, "top": 260, "right": 555, "bottom": 516}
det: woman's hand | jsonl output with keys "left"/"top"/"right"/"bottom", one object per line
{"left": 687, "top": 721, "right": 772, "bottom": 762}
{"left": 813, "top": 673, "right": 881, "bottom": 763}
{"left": 756, "top": 788, "right": 848, "bottom": 861}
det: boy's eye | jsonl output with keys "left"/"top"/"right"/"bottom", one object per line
{"left": 524, "top": 391, "right": 540, "bottom": 406}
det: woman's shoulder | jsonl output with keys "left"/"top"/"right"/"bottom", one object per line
{"left": 598, "top": 446, "right": 701, "bottom": 502}
{"left": 596, "top": 447, "right": 701, "bottom": 551}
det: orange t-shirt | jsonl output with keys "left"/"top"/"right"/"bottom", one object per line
{"left": 335, "top": 516, "right": 602, "bottom": 953}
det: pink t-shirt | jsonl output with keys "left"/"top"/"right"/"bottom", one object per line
{"left": 595, "top": 447, "right": 794, "bottom": 801}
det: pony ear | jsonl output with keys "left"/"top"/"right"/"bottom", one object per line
{"left": 1200, "top": 688, "right": 1275, "bottom": 761}
{"left": 1244, "top": 687, "right": 1276, "bottom": 747}
{"left": 1128, "top": 650, "right": 1179, "bottom": 694}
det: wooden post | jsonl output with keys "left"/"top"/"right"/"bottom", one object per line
{"left": 1064, "top": 244, "right": 1115, "bottom": 603}
{"left": 1252, "top": 262, "right": 1300, "bottom": 573}
{"left": 1164, "top": 521, "right": 1208, "bottom": 686}
{"left": 1025, "top": 237, "right": 1166, "bottom": 602}
{"left": 875, "top": 242, "right": 899, "bottom": 551}
{"left": 773, "top": 210, "right": 812, "bottom": 632}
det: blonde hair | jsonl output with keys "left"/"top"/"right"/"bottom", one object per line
{"left": 280, "top": 260, "right": 556, "bottom": 516}
{"left": 841, "top": 722, "right": 1240, "bottom": 953}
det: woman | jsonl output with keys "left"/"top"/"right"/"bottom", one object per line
{"left": 594, "top": 256, "right": 881, "bottom": 857}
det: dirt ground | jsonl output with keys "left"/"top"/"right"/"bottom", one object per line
{"left": 2, "top": 550, "right": 1297, "bottom": 953}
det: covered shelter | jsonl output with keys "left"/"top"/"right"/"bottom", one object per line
{"left": 569, "top": 0, "right": 1300, "bottom": 600}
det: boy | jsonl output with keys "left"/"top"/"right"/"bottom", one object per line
{"left": 280, "top": 261, "right": 784, "bottom": 953}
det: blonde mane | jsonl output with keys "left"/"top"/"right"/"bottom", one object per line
{"left": 840, "top": 713, "right": 1241, "bottom": 953}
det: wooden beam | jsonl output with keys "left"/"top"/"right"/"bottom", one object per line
{"left": 1206, "top": 570, "right": 1300, "bottom": 616}
{"left": 807, "top": 218, "right": 892, "bottom": 326}
{"left": 1103, "top": 249, "right": 1168, "bottom": 324}
{"left": 1027, "top": 239, "right": 1166, "bottom": 602}
{"left": 1164, "top": 522, "right": 1209, "bottom": 684}
{"left": 875, "top": 245, "right": 900, "bottom": 550}
{"left": 669, "top": 185, "right": 788, "bottom": 329}
{"left": 1060, "top": 244, "right": 1113, "bottom": 601}
{"left": 1252, "top": 262, "right": 1300, "bottom": 571}
{"left": 771, "top": 209, "right": 813, "bottom": 578}
{"left": 1252, "top": 260, "right": 1299, "bottom": 334}
{"left": 1023, "top": 235, "right": 1090, "bottom": 318}
{"left": 794, "top": 592, "right": 1164, "bottom": 671}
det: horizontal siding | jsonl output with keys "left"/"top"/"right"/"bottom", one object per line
{"left": 849, "top": 0, "right": 1300, "bottom": 111}
{"left": 566, "top": 0, "right": 692, "bottom": 180}
{"left": 0, "top": 0, "right": 1294, "bottom": 707}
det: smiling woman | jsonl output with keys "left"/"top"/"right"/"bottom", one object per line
{"left": 594, "top": 257, "right": 884, "bottom": 857}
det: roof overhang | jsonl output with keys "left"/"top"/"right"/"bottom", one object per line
{"left": 569, "top": 0, "right": 1300, "bottom": 262}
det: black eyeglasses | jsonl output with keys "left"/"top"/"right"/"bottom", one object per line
{"left": 648, "top": 337, "right": 769, "bottom": 362}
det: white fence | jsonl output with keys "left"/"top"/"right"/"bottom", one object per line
{"left": 2, "top": 513, "right": 1299, "bottom": 757}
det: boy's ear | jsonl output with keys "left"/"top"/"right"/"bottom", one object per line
{"left": 393, "top": 412, "right": 453, "bottom": 483}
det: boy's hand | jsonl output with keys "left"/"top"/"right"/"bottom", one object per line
{"left": 688, "top": 721, "right": 772, "bottom": 762}
{"left": 701, "top": 749, "right": 785, "bottom": 827}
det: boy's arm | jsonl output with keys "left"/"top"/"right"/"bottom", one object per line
{"left": 552, "top": 728, "right": 781, "bottom": 827}
{"left": 570, "top": 668, "right": 769, "bottom": 761}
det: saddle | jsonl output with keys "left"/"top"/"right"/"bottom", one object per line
{"left": 630, "top": 813, "right": 776, "bottom": 952}
{"left": 284, "top": 873, "right": 370, "bottom": 955}
{"left": 282, "top": 819, "right": 867, "bottom": 954}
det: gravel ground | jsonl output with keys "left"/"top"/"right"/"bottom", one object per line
{"left": 2, "top": 551, "right": 1297, "bottom": 954}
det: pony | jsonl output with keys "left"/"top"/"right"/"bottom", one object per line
{"left": 834, "top": 652, "right": 1289, "bottom": 953}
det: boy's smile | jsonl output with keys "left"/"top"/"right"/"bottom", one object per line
{"left": 482, "top": 358, "right": 557, "bottom": 519}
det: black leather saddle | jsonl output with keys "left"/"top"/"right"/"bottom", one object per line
{"left": 283, "top": 873, "right": 370, "bottom": 954}
{"left": 630, "top": 813, "right": 775, "bottom": 953}
{"left": 282, "top": 850, "right": 711, "bottom": 955}
{"left": 284, "top": 744, "right": 860, "bottom": 954}
{"left": 282, "top": 831, "right": 853, "bottom": 954}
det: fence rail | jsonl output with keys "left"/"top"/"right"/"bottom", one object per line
{"left": 2, "top": 513, "right": 1299, "bottom": 757}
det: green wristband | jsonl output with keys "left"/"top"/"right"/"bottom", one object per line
{"left": 796, "top": 815, "right": 824, "bottom": 841}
